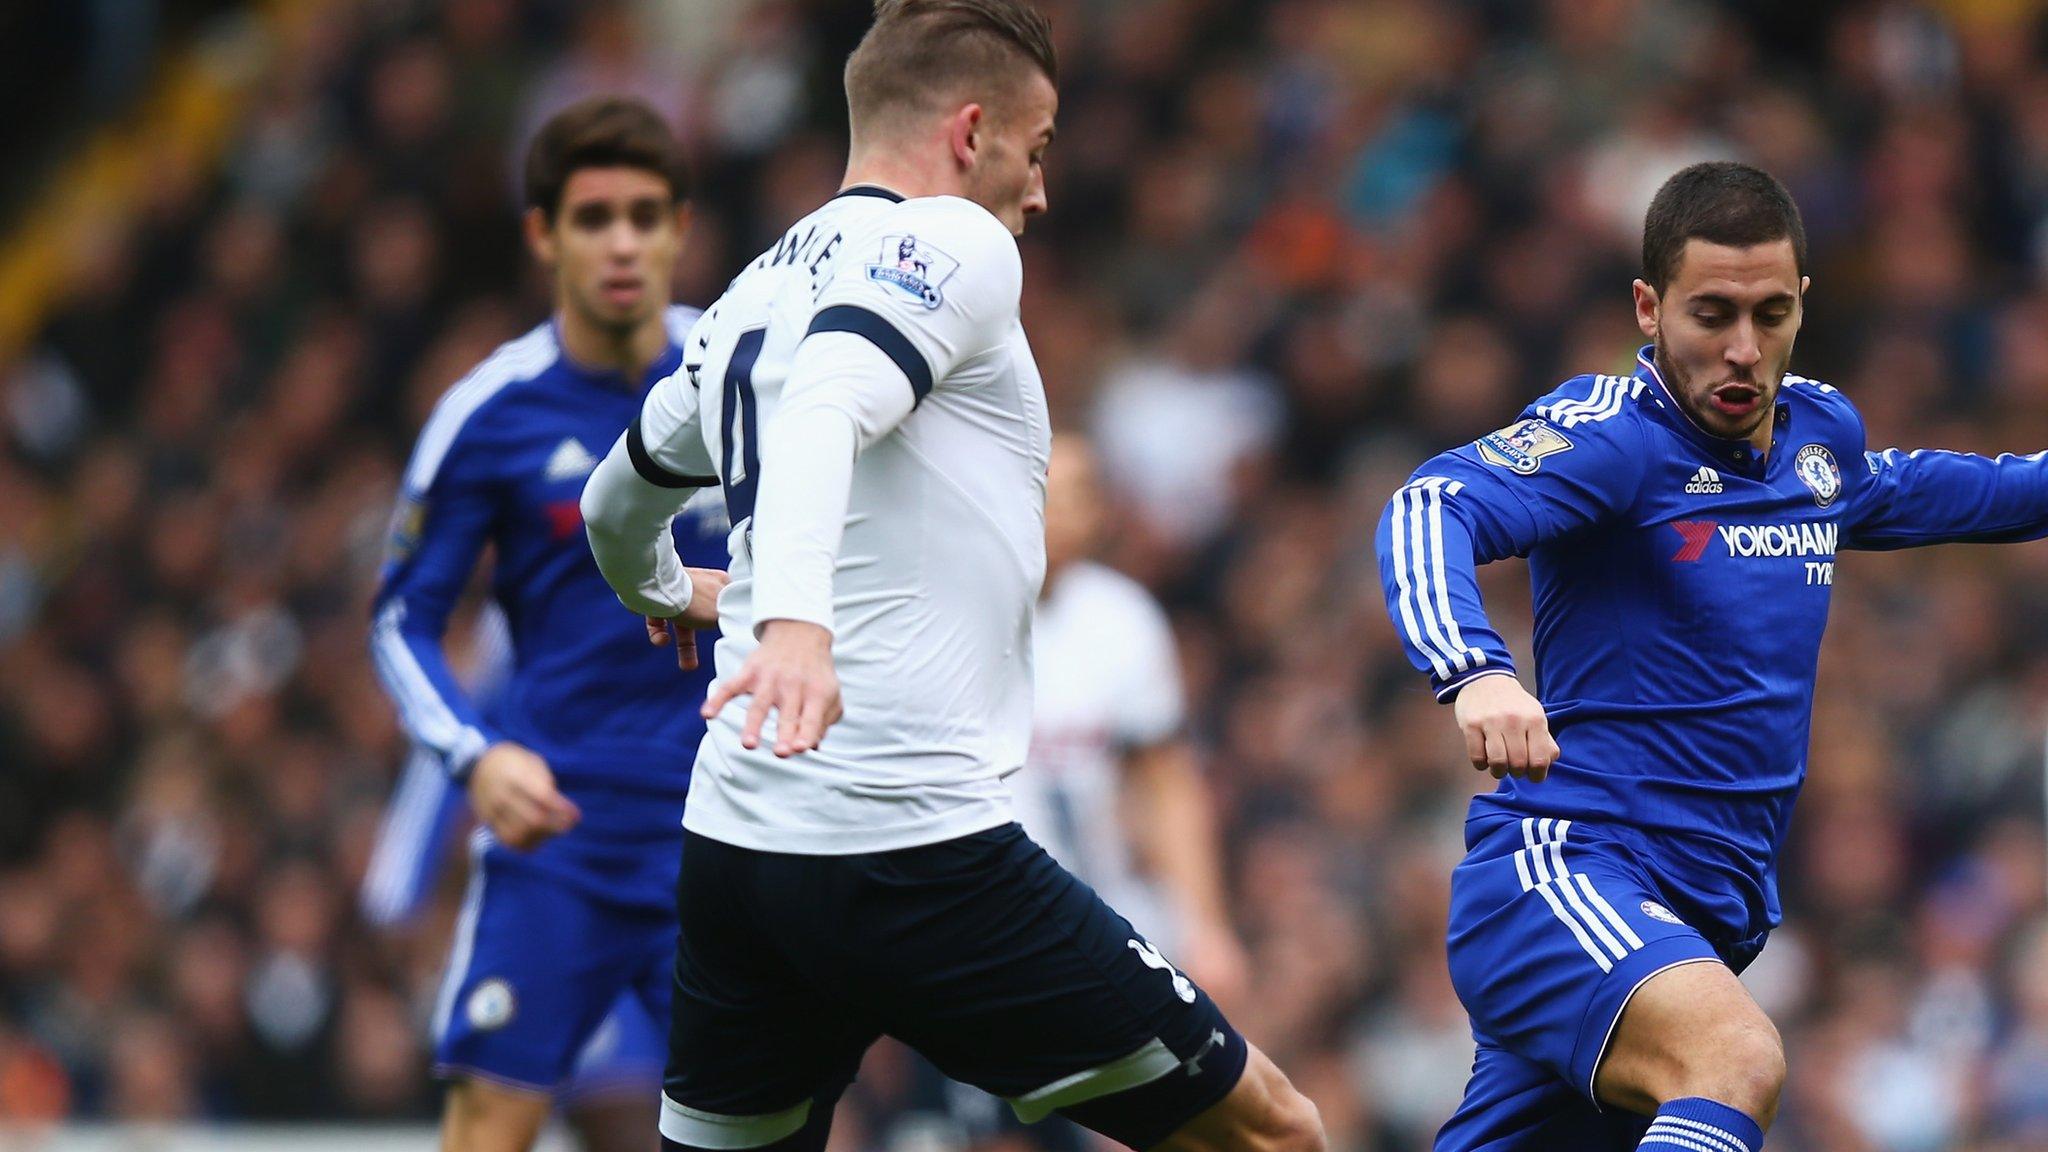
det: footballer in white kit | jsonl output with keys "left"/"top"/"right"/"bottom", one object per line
{"left": 579, "top": 5, "right": 1323, "bottom": 1152}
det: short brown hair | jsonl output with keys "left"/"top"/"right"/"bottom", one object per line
{"left": 524, "top": 97, "right": 689, "bottom": 221}
{"left": 1642, "top": 161, "right": 1807, "bottom": 293}
{"left": 845, "top": 0, "right": 1057, "bottom": 135}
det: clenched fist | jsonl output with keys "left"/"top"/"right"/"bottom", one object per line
{"left": 1451, "top": 673, "right": 1559, "bottom": 781}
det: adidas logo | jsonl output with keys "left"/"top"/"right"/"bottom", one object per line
{"left": 544, "top": 438, "right": 598, "bottom": 482}
{"left": 1683, "top": 466, "right": 1723, "bottom": 495}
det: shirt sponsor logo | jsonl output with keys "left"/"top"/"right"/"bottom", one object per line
{"left": 1476, "top": 419, "right": 1573, "bottom": 475}
{"left": 1669, "top": 519, "right": 1838, "bottom": 561}
{"left": 866, "top": 233, "right": 959, "bottom": 309}
{"left": 1795, "top": 444, "right": 1842, "bottom": 507}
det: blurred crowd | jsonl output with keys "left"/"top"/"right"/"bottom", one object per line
{"left": 8, "top": 0, "right": 2048, "bottom": 1149}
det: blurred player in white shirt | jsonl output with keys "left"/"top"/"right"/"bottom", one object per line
{"left": 1013, "top": 433, "right": 1248, "bottom": 1006}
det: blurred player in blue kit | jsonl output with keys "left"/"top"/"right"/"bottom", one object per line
{"left": 1377, "top": 161, "right": 2048, "bottom": 1151}
{"left": 360, "top": 608, "right": 691, "bottom": 1151}
{"left": 368, "top": 97, "right": 728, "bottom": 1152}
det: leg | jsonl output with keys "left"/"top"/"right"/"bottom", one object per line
{"left": 847, "top": 826, "right": 1320, "bottom": 1152}
{"left": 432, "top": 843, "right": 652, "bottom": 1145}
{"left": 1593, "top": 960, "right": 1784, "bottom": 1140}
{"left": 1438, "top": 818, "right": 1738, "bottom": 1151}
{"left": 1434, "top": 1042, "right": 1647, "bottom": 1152}
{"left": 658, "top": 832, "right": 877, "bottom": 1152}
{"left": 1141, "top": 1044, "right": 1323, "bottom": 1152}
{"left": 442, "top": 1077, "right": 552, "bottom": 1152}
{"left": 561, "top": 993, "right": 668, "bottom": 1152}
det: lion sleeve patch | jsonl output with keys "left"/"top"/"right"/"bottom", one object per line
{"left": 1476, "top": 419, "right": 1574, "bottom": 475}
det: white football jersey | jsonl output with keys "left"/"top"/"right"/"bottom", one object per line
{"left": 635, "top": 187, "right": 1052, "bottom": 855}
{"left": 1010, "top": 561, "right": 1186, "bottom": 937}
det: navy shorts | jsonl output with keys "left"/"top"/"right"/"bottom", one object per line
{"left": 1436, "top": 817, "right": 1731, "bottom": 1152}
{"left": 660, "top": 823, "right": 1247, "bottom": 1151}
{"left": 433, "top": 831, "right": 674, "bottom": 1095}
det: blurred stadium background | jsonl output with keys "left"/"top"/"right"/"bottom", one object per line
{"left": 6, "top": 0, "right": 2048, "bottom": 1149}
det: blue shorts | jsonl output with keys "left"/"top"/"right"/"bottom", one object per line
{"left": 1436, "top": 817, "right": 1727, "bottom": 1152}
{"left": 660, "top": 824, "right": 1247, "bottom": 1152}
{"left": 433, "top": 831, "right": 675, "bottom": 1095}
{"left": 561, "top": 990, "right": 667, "bottom": 1105}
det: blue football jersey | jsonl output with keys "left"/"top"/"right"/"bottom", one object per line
{"left": 1378, "top": 345, "right": 2048, "bottom": 948}
{"left": 371, "top": 307, "right": 728, "bottom": 906}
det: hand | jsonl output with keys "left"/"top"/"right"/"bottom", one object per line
{"left": 1178, "top": 916, "right": 1251, "bottom": 1011}
{"left": 644, "top": 567, "right": 730, "bottom": 671}
{"left": 700, "top": 620, "right": 842, "bottom": 757}
{"left": 466, "top": 743, "right": 581, "bottom": 851}
{"left": 1452, "top": 674, "right": 1558, "bottom": 782}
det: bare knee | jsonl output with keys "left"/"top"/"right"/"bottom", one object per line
{"left": 1689, "top": 1018, "right": 1785, "bottom": 1129}
{"left": 1596, "top": 962, "right": 1785, "bottom": 1132}
{"left": 1259, "top": 1081, "right": 1325, "bottom": 1152}
{"left": 1155, "top": 1046, "right": 1325, "bottom": 1152}
{"left": 1620, "top": 1013, "right": 1785, "bottom": 1130}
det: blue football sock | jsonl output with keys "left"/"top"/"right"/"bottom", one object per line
{"left": 1638, "top": 1097, "right": 1763, "bottom": 1152}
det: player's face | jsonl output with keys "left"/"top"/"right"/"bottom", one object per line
{"left": 1043, "top": 434, "right": 1105, "bottom": 576}
{"left": 1634, "top": 238, "right": 1808, "bottom": 446}
{"left": 527, "top": 166, "right": 687, "bottom": 336}
{"left": 965, "top": 72, "right": 1056, "bottom": 235}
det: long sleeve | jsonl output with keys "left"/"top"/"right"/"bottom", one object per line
{"left": 1844, "top": 446, "right": 2048, "bottom": 550}
{"left": 1375, "top": 389, "right": 1649, "bottom": 701}
{"left": 748, "top": 333, "right": 916, "bottom": 632}
{"left": 582, "top": 365, "right": 720, "bottom": 618}
{"left": 369, "top": 423, "right": 504, "bottom": 780}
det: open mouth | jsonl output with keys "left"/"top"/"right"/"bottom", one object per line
{"left": 1711, "top": 383, "right": 1760, "bottom": 418}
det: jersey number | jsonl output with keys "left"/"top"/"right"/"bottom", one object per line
{"left": 719, "top": 328, "right": 767, "bottom": 525}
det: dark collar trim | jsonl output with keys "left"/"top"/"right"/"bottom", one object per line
{"left": 833, "top": 184, "right": 906, "bottom": 203}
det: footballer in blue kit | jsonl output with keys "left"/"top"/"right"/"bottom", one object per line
{"left": 1377, "top": 162, "right": 2048, "bottom": 1152}
{"left": 369, "top": 97, "right": 727, "bottom": 1152}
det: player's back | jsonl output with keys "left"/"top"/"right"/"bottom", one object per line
{"left": 665, "top": 187, "right": 1051, "bottom": 854}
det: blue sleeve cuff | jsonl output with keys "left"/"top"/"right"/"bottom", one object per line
{"left": 1434, "top": 666, "right": 1517, "bottom": 703}
{"left": 443, "top": 727, "right": 493, "bottom": 784}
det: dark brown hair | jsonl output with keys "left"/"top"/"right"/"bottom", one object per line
{"left": 523, "top": 97, "right": 689, "bottom": 221}
{"left": 1642, "top": 161, "right": 1807, "bottom": 292}
{"left": 845, "top": 0, "right": 1057, "bottom": 133}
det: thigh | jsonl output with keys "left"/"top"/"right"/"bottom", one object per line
{"left": 660, "top": 832, "right": 878, "bottom": 1150}
{"left": 1446, "top": 818, "right": 1722, "bottom": 1099}
{"left": 433, "top": 841, "right": 657, "bottom": 1093}
{"left": 847, "top": 825, "right": 1248, "bottom": 1151}
{"left": 1435, "top": 1043, "right": 1647, "bottom": 1152}
{"left": 1592, "top": 957, "right": 1781, "bottom": 1117}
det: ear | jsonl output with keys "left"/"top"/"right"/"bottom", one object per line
{"left": 947, "top": 103, "right": 985, "bottom": 170}
{"left": 673, "top": 201, "right": 694, "bottom": 243}
{"left": 523, "top": 207, "right": 556, "bottom": 267}
{"left": 1632, "top": 278, "right": 1659, "bottom": 341}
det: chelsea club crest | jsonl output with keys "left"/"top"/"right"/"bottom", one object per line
{"left": 1793, "top": 444, "right": 1841, "bottom": 507}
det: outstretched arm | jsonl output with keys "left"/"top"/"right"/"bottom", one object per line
{"left": 1844, "top": 447, "right": 2048, "bottom": 550}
